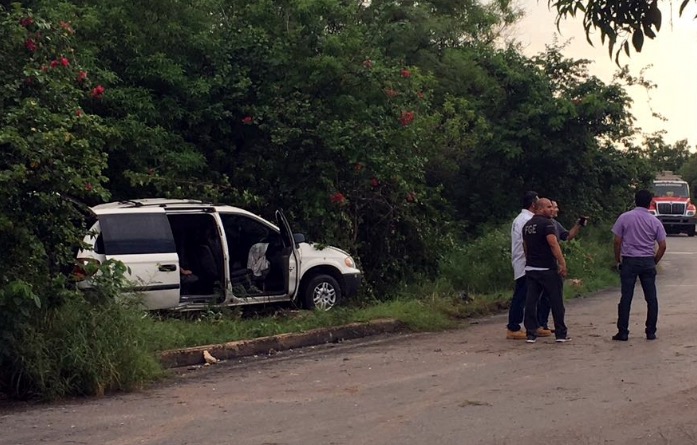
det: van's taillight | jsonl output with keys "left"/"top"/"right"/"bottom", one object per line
{"left": 71, "top": 258, "right": 101, "bottom": 281}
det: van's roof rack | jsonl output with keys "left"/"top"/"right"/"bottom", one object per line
{"left": 117, "top": 199, "right": 208, "bottom": 208}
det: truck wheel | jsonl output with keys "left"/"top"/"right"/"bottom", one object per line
{"left": 302, "top": 274, "right": 341, "bottom": 311}
{"left": 688, "top": 226, "right": 696, "bottom": 237}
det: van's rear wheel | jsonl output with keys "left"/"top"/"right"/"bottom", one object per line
{"left": 302, "top": 274, "right": 341, "bottom": 311}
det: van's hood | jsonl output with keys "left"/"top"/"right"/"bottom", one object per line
{"left": 299, "top": 243, "right": 350, "bottom": 258}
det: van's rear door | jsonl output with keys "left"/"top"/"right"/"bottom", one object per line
{"left": 98, "top": 209, "right": 180, "bottom": 310}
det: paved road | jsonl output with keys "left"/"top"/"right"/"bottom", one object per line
{"left": 3, "top": 236, "right": 697, "bottom": 445}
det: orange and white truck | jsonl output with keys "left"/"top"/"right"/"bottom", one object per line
{"left": 650, "top": 171, "right": 697, "bottom": 237}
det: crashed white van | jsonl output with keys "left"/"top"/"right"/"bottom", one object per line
{"left": 75, "top": 199, "right": 361, "bottom": 311}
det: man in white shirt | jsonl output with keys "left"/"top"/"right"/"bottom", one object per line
{"left": 507, "top": 191, "right": 552, "bottom": 339}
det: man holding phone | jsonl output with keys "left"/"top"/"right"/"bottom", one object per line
{"left": 538, "top": 200, "right": 587, "bottom": 331}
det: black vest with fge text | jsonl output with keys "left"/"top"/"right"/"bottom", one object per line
{"left": 522, "top": 215, "right": 558, "bottom": 270}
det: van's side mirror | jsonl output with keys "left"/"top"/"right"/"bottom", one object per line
{"left": 293, "top": 233, "right": 306, "bottom": 245}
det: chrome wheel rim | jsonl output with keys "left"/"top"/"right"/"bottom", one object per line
{"left": 312, "top": 282, "right": 336, "bottom": 311}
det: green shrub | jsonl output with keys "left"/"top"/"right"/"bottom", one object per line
{"left": 439, "top": 226, "right": 512, "bottom": 294}
{"left": 1, "top": 261, "right": 163, "bottom": 400}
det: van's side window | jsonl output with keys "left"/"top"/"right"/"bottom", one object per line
{"left": 99, "top": 213, "right": 176, "bottom": 255}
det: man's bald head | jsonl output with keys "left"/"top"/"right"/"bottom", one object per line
{"left": 534, "top": 198, "right": 554, "bottom": 218}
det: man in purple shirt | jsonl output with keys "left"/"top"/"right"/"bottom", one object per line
{"left": 611, "top": 189, "right": 667, "bottom": 341}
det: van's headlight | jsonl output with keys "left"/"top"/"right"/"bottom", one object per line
{"left": 688, "top": 210, "right": 695, "bottom": 217}
{"left": 344, "top": 256, "right": 355, "bottom": 268}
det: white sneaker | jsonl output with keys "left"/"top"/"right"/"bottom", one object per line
{"left": 555, "top": 337, "right": 572, "bottom": 343}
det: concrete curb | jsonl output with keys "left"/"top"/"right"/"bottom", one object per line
{"left": 159, "top": 318, "right": 405, "bottom": 369}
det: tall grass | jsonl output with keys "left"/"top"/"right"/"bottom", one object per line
{"left": 1, "top": 261, "right": 163, "bottom": 400}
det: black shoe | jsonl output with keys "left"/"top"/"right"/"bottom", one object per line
{"left": 646, "top": 333, "right": 657, "bottom": 340}
{"left": 612, "top": 333, "right": 628, "bottom": 341}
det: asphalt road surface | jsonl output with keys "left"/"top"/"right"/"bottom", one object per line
{"left": 3, "top": 236, "right": 697, "bottom": 445}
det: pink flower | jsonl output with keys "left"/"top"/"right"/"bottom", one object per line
{"left": 25, "top": 39, "right": 37, "bottom": 52}
{"left": 406, "top": 192, "right": 417, "bottom": 203}
{"left": 330, "top": 192, "right": 347, "bottom": 205}
{"left": 241, "top": 116, "right": 253, "bottom": 124}
{"left": 76, "top": 109, "right": 83, "bottom": 117}
{"left": 91, "top": 85, "right": 105, "bottom": 99}
{"left": 19, "top": 17, "right": 34, "bottom": 27}
{"left": 400, "top": 68, "right": 411, "bottom": 78}
{"left": 84, "top": 183, "right": 93, "bottom": 192}
{"left": 50, "top": 60, "right": 59, "bottom": 68}
{"left": 363, "top": 59, "right": 373, "bottom": 69}
{"left": 417, "top": 92, "right": 425, "bottom": 100}
{"left": 385, "top": 88, "right": 399, "bottom": 98}
{"left": 400, "top": 111, "right": 415, "bottom": 127}
{"left": 61, "top": 57, "right": 70, "bottom": 67}
{"left": 370, "top": 177, "right": 380, "bottom": 188}
{"left": 77, "top": 71, "right": 88, "bottom": 82}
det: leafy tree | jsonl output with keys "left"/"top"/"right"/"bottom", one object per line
{"left": 0, "top": 5, "right": 109, "bottom": 395}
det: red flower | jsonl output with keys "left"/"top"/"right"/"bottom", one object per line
{"left": 330, "top": 192, "right": 347, "bottom": 205}
{"left": 91, "top": 85, "right": 105, "bottom": 99}
{"left": 400, "top": 111, "right": 415, "bottom": 127}
{"left": 84, "top": 183, "right": 93, "bottom": 192}
{"left": 77, "top": 71, "right": 88, "bottom": 82}
{"left": 384, "top": 88, "right": 399, "bottom": 98}
{"left": 241, "top": 116, "right": 253, "bottom": 125}
{"left": 363, "top": 59, "right": 373, "bottom": 69}
{"left": 370, "top": 177, "right": 380, "bottom": 188}
{"left": 50, "top": 60, "right": 59, "bottom": 68}
{"left": 75, "top": 109, "right": 83, "bottom": 117}
{"left": 25, "top": 39, "right": 37, "bottom": 52}
{"left": 19, "top": 17, "right": 34, "bottom": 27}
{"left": 59, "top": 21, "right": 74, "bottom": 34}
{"left": 61, "top": 57, "right": 70, "bottom": 67}
{"left": 400, "top": 68, "right": 411, "bottom": 78}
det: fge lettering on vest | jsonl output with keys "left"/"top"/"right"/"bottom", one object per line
{"left": 524, "top": 225, "right": 537, "bottom": 234}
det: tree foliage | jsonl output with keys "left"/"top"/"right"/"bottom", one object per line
{"left": 549, "top": 0, "right": 690, "bottom": 61}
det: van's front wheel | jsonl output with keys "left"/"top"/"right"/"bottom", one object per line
{"left": 302, "top": 274, "right": 341, "bottom": 311}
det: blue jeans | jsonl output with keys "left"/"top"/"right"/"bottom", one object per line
{"left": 507, "top": 277, "right": 526, "bottom": 331}
{"left": 618, "top": 256, "right": 658, "bottom": 336}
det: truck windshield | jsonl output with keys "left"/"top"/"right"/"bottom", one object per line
{"left": 653, "top": 183, "right": 689, "bottom": 198}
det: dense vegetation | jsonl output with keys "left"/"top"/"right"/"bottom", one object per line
{"left": 0, "top": 0, "right": 693, "bottom": 399}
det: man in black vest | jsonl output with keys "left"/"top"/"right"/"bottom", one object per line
{"left": 522, "top": 198, "right": 570, "bottom": 343}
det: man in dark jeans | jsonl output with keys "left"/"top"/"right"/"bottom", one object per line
{"left": 611, "top": 190, "right": 667, "bottom": 341}
{"left": 522, "top": 198, "right": 570, "bottom": 343}
{"left": 507, "top": 191, "right": 549, "bottom": 340}
{"left": 537, "top": 200, "right": 586, "bottom": 331}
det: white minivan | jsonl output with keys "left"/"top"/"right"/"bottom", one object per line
{"left": 75, "top": 199, "right": 361, "bottom": 311}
